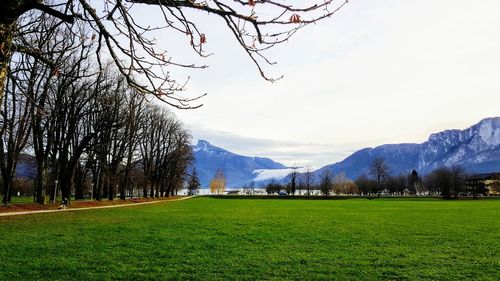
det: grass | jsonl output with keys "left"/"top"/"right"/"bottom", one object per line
{"left": 0, "top": 197, "right": 498, "bottom": 280}
{"left": 9, "top": 196, "right": 37, "bottom": 203}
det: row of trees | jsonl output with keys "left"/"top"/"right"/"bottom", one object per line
{"left": 158, "top": 156, "right": 482, "bottom": 198}
{"left": 167, "top": 156, "right": 479, "bottom": 198}
{"left": 355, "top": 166, "right": 471, "bottom": 198}
{"left": 0, "top": 13, "right": 193, "bottom": 204}
{"left": 360, "top": 157, "right": 472, "bottom": 198}
{"left": 260, "top": 157, "right": 473, "bottom": 198}
{"left": 263, "top": 170, "right": 358, "bottom": 196}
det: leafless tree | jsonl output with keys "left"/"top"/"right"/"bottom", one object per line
{"left": 165, "top": 129, "right": 193, "bottom": 196}
{"left": 210, "top": 168, "right": 226, "bottom": 195}
{"left": 369, "top": 156, "right": 390, "bottom": 197}
{"left": 118, "top": 91, "right": 147, "bottom": 199}
{"left": 138, "top": 104, "right": 192, "bottom": 198}
{"left": 48, "top": 43, "right": 98, "bottom": 202}
{"left": 15, "top": 13, "right": 85, "bottom": 203}
{"left": 301, "top": 167, "right": 314, "bottom": 197}
{"left": 385, "top": 174, "right": 407, "bottom": 195}
{"left": 332, "top": 171, "right": 357, "bottom": 195}
{"left": 423, "top": 166, "right": 466, "bottom": 199}
{"left": 0, "top": 60, "right": 32, "bottom": 204}
{"left": 355, "top": 173, "right": 376, "bottom": 195}
{"left": 450, "top": 165, "right": 466, "bottom": 197}
{"left": 139, "top": 106, "right": 165, "bottom": 197}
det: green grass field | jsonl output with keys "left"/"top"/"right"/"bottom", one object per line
{"left": 0, "top": 198, "right": 498, "bottom": 280}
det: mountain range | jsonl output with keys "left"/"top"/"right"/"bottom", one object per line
{"left": 193, "top": 117, "right": 500, "bottom": 187}
{"left": 12, "top": 117, "right": 500, "bottom": 188}
{"left": 313, "top": 117, "right": 500, "bottom": 179}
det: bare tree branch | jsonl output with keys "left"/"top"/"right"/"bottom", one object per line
{"left": 1, "top": 0, "right": 348, "bottom": 109}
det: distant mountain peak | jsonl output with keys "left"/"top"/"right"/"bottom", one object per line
{"left": 196, "top": 139, "right": 211, "bottom": 147}
{"left": 195, "top": 139, "right": 215, "bottom": 148}
{"left": 191, "top": 139, "right": 286, "bottom": 187}
{"left": 193, "top": 140, "right": 230, "bottom": 155}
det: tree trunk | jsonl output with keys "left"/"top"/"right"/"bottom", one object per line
{"left": 102, "top": 176, "right": 109, "bottom": 199}
{"left": 377, "top": 175, "right": 381, "bottom": 198}
{"left": 119, "top": 176, "right": 126, "bottom": 200}
{"left": 0, "top": 22, "right": 14, "bottom": 106}
{"left": 35, "top": 161, "right": 48, "bottom": 204}
{"left": 165, "top": 184, "right": 172, "bottom": 198}
{"left": 96, "top": 169, "right": 103, "bottom": 201}
{"left": 0, "top": 151, "right": 16, "bottom": 204}
{"left": 1, "top": 175, "right": 12, "bottom": 204}
{"left": 58, "top": 150, "right": 73, "bottom": 202}
{"left": 108, "top": 177, "right": 114, "bottom": 201}
{"left": 74, "top": 179, "right": 85, "bottom": 200}
{"left": 60, "top": 169, "right": 74, "bottom": 203}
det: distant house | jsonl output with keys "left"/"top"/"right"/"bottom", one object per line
{"left": 226, "top": 190, "right": 240, "bottom": 195}
{"left": 465, "top": 173, "right": 500, "bottom": 196}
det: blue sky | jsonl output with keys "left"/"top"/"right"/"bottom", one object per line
{"left": 135, "top": 0, "right": 500, "bottom": 167}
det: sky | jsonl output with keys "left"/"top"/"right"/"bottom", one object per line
{"left": 136, "top": 0, "right": 500, "bottom": 168}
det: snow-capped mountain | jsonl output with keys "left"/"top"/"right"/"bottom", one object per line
{"left": 418, "top": 117, "right": 500, "bottom": 171}
{"left": 314, "top": 117, "right": 500, "bottom": 180}
{"left": 192, "top": 140, "right": 286, "bottom": 187}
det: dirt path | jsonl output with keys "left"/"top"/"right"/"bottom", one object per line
{"left": 0, "top": 196, "right": 195, "bottom": 217}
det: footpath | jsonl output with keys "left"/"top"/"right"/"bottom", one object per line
{"left": 0, "top": 196, "right": 194, "bottom": 217}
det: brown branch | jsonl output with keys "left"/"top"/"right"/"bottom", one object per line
{"left": 32, "top": 2, "right": 76, "bottom": 24}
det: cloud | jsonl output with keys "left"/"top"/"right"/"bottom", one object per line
{"left": 187, "top": 122, "right": 356, "bottom": 167}
{"left": 252, "top": 167, "right": 315, "bottom": 182}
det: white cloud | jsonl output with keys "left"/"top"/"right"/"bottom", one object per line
{"left": 187, "top": 123, "right": 355, "bottom": 167}
{"left": 253, "top": 167, "right": 316, "bottom": 182}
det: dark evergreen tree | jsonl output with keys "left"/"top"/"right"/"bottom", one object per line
{"left": 319, "top": 171, "right": 333, "bottom": 196}
{"left": 187, "top": 168, "right": 201, "bottom": 196}
{"left": 289, "top": 168, "right": 297, "bottom": 196}
{"left": 409, "top": 169, "right": 420, "bottom": 195}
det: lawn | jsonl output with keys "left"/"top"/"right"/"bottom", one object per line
{"left": 0, "top": 197, "right": 498, "bottom": 280}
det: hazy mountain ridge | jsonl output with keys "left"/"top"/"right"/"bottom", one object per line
{"left": 315, "top": 117, "right": 500, "bottom": 180}
{"left": 313, "top": 143, "right": 421, "bottom": 180}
